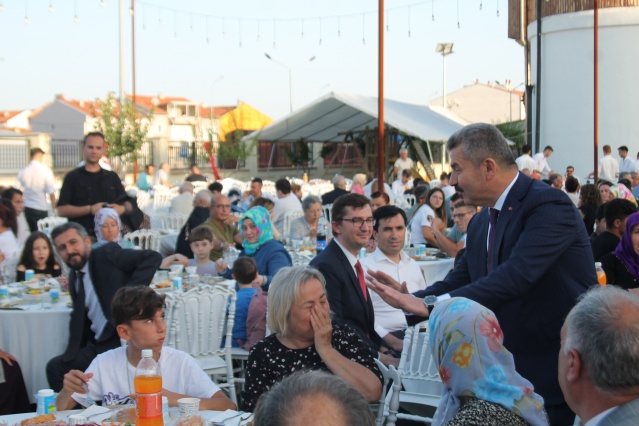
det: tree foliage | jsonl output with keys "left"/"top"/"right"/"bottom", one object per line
{"left": 90, "top": 92, "right": 154, "bottom": 162}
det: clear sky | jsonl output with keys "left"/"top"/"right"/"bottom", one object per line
{"left": 0, "top": 0, "right": 524, "bottom": 121}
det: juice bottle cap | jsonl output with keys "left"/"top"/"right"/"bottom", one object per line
{"left": 141, "top": 349, "right": 153, "bottom": 358}
{"left": 595, "top": 262, "right": 602, "bottom": 267}
{"left": 38, "top": 389, "right": 54, "bottom": 396}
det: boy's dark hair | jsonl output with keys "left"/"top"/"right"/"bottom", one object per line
{"left": 208, "top": 182, "right": 223, "bottom": 193}
{"left": 233, "top": 257, "right": 258, "bottom": 285}
{"left": 370, "top": 191, "right": 390, "bottom": 205}
{"left": 111, "top": 286, "right": 166, "bottom": 326}
{"left": 189, "top": 226, "right": 213, "bottom": 243}
{"left": 604, "top": 199, "right": 637, "bottom": 229}
{"left": 251, "top": 177, "right": 263, "bottom": 185}
{"left": 565, "top": 176, "right": 580, "bottom": 193}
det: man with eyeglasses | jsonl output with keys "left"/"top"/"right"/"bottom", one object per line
{"left": 310, "top": 193, "right": 384, "bottom": 361}
{"left": 431, "top": 202, "right": 477, "bottom": 258}
{"left": 193, "top": 194, "right": 242, "bottom": 261}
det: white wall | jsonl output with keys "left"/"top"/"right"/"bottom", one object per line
{"left": 528, "top": 7, "right": 639, "bottom": 180}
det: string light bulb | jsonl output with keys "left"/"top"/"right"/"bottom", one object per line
{"left": 100, "top": 0, "right": 105, "bottom": 8}
{"left": 24, "top": 16, "right": 30, "bottom": 24}
{"left": 74, "top": 14, "right": 79, "bottom": 23}
{"left": 48, "top": 1, "right": 54, "bottom": 13}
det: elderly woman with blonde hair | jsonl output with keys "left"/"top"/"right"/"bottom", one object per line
{"left": 351, "top": 173, "right": 367, "bottom": 195}
{"left": 242, "top": 266, "right": 382, "bottom": 411}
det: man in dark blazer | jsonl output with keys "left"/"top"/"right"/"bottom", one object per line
{"left": 310, "top": 193, "right": 387, "bottom": 362}
{"left": 368, "top": 123, "right": 595, "bottom": 425}
{"left": 46, "top": 222, "right": 161, "bottom": 391}
{"left": 321, "top": 175, "right": 350, "bottom": 205}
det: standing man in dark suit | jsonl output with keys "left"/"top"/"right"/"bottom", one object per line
{"left": 46, "top": 222, "right": 162, "bottom": 392}
{"left": 310, "top": 194, "right": 389, "bottom": 363}
{"left": 368, "top": 123, "right": 595, "bottom": 425}
{"left": 321, "top": 175, "right": 350, "bottom": 205}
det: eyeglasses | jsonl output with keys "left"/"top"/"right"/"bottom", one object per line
{"left": 452, "top": 211, "right": 472, "bottom": 219}
{"left": 340, "top": 217, "right": 375, "bottom": 228}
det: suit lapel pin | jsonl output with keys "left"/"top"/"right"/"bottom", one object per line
{"left": 508, "top": 207, "right": 513, "bottom": 211}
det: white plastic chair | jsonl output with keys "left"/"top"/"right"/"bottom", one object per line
{"left": 153, "top": 191, "right": 178, "bottom": 210}
{"left": 164, "top": 286, "right": 238, "bottom": 404}
{"left": 385, "top": 321, "right": 443, "bottom": 423}
{"left": 136, "top": 191, "right": 152, "bottom": 212}
{"left": 283, "top": 211, "right": 305, "bottom": 240}
{"left": 123, "top": 229, "right": 161, "bottom": 252}
{"left": 151, "top": 213, "right": 189, "bottom": 232}
{"left": 403, "top": 194, "right": 417, "bottom": 208}
{"left": 37, "top": 216, "right": 68, "bottom": 233}
{"left": 322, "top": 203, "right": 333, "bottom": 224}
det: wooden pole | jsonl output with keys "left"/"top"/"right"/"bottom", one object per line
{"left": 594, "top": 0, "right": 599, "bottom": 183}
{"left": 377, "top": 0, "right": 385, "bottom": 187}
{"left": 131, "top": 0, "right": 139, "bottom": 181}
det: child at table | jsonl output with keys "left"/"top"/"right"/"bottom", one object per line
{"left": 232, "top": 257, "right": 258, "bottom": 348}
{"left": 187, "top": 226, "right": 218, "bottom": 276}
{"left": 55, "top": 285, "right": 236, "bottom": 411}
{"left": 16, "top": 231, "right": 62, "bottom": 281}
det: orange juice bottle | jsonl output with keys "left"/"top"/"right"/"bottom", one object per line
{"left": 135, "top": 349, "right": 163, "bottom": 426}
{"left": 595, "top": 262, "right": 606, "bottom": 286}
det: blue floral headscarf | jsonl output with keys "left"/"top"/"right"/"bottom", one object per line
{"left": 94, "top": 207, "right": 123, "bottom": 246}
{"left": 428, "top": 297, "right": 548, "bottom": 426}
{"left": 240, "top": 206, "right": 274, "bottom": 255}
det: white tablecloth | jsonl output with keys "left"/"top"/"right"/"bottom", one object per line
{"left": 416, "top": 257, "right": 455, "bottom": 285}
{"left": 0, "top": 304, "right": 71, "bottom": 402}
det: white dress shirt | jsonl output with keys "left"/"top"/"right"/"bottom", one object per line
{"left": 17, "top": 160, "right": 55, "bottom": 211}
{"left": 333, "top": 237, "right": 359, "bottom": 276}
{"left": 515, "top": 154, "right": 536, "bottom": 173}
{"left": 361, "top": 248, "right": 427, "bottom": 338}
{"left": 582, "top": 407, "right": 616, "bottom": 426}
{"left": 599, "top": 155, "right": 619, "bottom": 182}
{"left": 78, "top": 263, "right": 109, "bottom": 341}
{"left": 533, "top": 153, "right": 552, "bottom": 177}
{"left": 619, "top": 156, "right": 635, "bottom": 174}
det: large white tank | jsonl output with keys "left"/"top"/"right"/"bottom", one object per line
{"left": 528, "top": 7, "right": 639, "bottom": 181}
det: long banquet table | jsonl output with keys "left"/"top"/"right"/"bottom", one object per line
{"left": 415, "top": 257, "right": 455, "bottom": 285}
{"left": 0, "top": 303, "right": 72, "bottom": 403}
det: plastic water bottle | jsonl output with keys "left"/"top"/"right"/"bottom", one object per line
{"left": 595, "top": 262, "right": 606, "bottom": 286}
{"left": 135, "top": 349, "right": 163, "bottom": 426}
{"left": 316, "top": 215, "right": 328, "bottom": 253}
{"left": 36, "top": 389, "right": 56, "bottom": 414}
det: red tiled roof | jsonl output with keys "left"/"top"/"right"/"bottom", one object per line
{"left": 57, "top": 96, "right": 104, "bottom": 116}
{"left": 0, "top": 110, "right": 24, "bottom": 124}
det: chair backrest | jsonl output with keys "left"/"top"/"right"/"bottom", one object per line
{"left": 191, "top": 181, "right": 209, "bottom": 192}
{"left": 123, "top": 229, "right": 161, "bottom": 252}
{"left": 322, "top": 203, "right": 333, "bottom": 223}
{"left": 398, "top": 321, "right": 443, "bottom": 397}
{"left": 283, "top": 211, "right": 305, "bottom": 240}
{"left": 151, "top": 213, "right": 189, "bottom": 232}
{"left": 136, "top": 191, "right": 152, "bottom": 212}
{"left": 403, "top": 194, "right": 417, "bottom": 208}
{"left": 37, "top": 216, "right": 68, "bottom": 232}
{"left": 153, "top": 192, "right": 178, "bottom": 210}
{"left": 164, "top": 285, "right": 236, "bottom": 357}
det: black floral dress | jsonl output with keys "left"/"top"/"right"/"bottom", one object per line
{"left": 446, "top": 398, "right": 533, "bottom": 426}
{"left": 242, "top": 323, "right": 383, "bottom": 411}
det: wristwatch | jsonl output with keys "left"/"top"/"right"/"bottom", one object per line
{"left": 423, "top": 295, "right": 438, "bottom": 314}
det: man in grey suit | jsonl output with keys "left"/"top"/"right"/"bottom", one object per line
{"left": 559, "top": 286, "right": 639, "bottom": 426}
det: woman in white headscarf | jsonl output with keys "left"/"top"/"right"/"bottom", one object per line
{"left": 428, "top": 297, "right": 549, "bottom": 426}
{"left": 93, "top": 207, "right": 136, "bottom": 249}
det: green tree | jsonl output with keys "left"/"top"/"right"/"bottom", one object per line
{"left": 215, "top": 129, "right": 258, "bottom": 171}
{"left": 90, "top": 93, "right": 154, "bottom": 177}
{"left": 283, "top": 138, "right": 312, "bottom": 175}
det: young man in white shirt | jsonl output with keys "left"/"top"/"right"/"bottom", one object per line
{"left": 17, "top": 147, "right": 56, "bottom": 232}
{"left": 533, "top": 145, "right": 554, "bottom": 179}
{"left": 361, "top": 206, "right": 426, "bottom": 354}
{"left": 56, "top": 286, "right": 236, "bottom": 411}
{"left": 393, "top": 148, "right": 414, "bottom": 179}
{"left": 618, "top": 145, "right": 634, "bottom": 174}
{"left": 391, "top": 169, "right": 413, "bottom": 197}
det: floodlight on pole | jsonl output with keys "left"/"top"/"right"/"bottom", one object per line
{"left": 435, "top": 43, "right": 454, "bottom": 108}
{"left": 264, "top": 53, "right": 316, "bottom": 113}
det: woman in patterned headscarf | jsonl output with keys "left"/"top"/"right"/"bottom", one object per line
{"left": 429, "top": 297, "right": 549, "bottom": 426}
{"left": 93, "top": 207, "right": 135, "bottom": 248}
{"left": 219, "top": 206, "right": 291, "bottom": 289}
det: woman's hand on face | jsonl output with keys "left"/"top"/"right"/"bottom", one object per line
{"left": 310, "top": 303, "right": 333, "bottom": 355}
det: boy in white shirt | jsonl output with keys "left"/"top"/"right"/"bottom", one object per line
{"left": 56, "top": 286, "right": 236, "bottom": 410}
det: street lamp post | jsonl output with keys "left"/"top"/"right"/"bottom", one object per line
{"left": 435, "top": 43, "right": 454, "bottom": 108}
{"left": 264, "top": 53, "right": 316, "bottom": 113}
